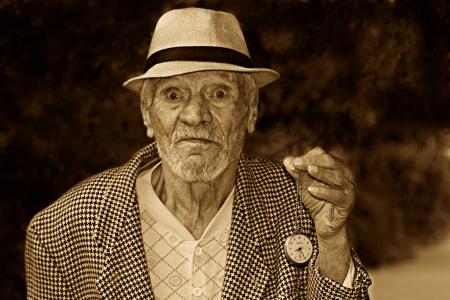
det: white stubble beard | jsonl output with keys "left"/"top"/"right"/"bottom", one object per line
{"left": 155, "top": 123, "right": 246, "bottom": 183}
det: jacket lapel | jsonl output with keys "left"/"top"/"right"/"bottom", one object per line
{"left": 222, "top": 158, "right": 314, "bottom": 299}
{"left": 95, "top": 144, "right": 158, "bottom": 300}
{"left": 222, "top": 158, "right": 275, "bottom": 299}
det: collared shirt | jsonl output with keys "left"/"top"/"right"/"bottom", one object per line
{"left": 136, "top": 162, "right": 354, "bottom": 299}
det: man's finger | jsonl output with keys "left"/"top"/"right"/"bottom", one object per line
{"left": 285, "top": 147, "right": 326, "bottom": 171}
{"left": 307, "top": 165, "right": 350, "bottom": 189}
{"left": 283, "top": 156, "right": 300, "bottom": 179}
{"left": 306, "top": 147, "right": 326, "bottom": 156}
{"left": 291, "top": 152, "right": 324, "bottom": 170}
{"left": 292, "top": 153, "right": 338, "bottom": 171}
{"left": 306, "top": 186, "right": 348, "bottom": 207}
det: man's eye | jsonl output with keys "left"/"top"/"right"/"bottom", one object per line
{"left": 165, "top": 89, "right": 181, "bottom": 101}
{"left": 214, "top": 88, "right": 226, "bottom": 99}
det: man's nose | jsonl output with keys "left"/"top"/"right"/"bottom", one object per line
{"left": 179, "top": 95, "right": 212, "bottom": 126}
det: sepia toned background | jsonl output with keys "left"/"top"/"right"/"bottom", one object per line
{"left": 1, "top": 0, "right": 449, "bottom": 298}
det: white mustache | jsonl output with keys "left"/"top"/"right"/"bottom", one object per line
{"left": 172, "top": 127, "right": 224, "bottom": 144}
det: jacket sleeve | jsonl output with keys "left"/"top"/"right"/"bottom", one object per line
{"left": 306, "top": 247, "right": 371, "bottom": 300}
{"left": 25, "top": 221, "right": 71, "bottom": 300}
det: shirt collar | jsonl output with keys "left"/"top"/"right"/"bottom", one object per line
{"left": 136, "top": 161, "right": 234, "bottom": 241}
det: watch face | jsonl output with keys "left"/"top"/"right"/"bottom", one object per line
{"left": 284, "top": 233, "right": 313, "bottom": 265}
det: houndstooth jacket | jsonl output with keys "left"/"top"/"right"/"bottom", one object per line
{"left": 25, "top": 143, "right": 371, "bottom": 299}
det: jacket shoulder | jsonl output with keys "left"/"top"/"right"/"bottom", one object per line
{"left": 27, "top": 142, "right": 159, "bottom": 246}
{"left": 27, "top": 166, "right": 120, "bottom": 241}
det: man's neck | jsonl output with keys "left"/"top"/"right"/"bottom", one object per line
{"left": 151, "top": 161, "right": 237, "bottom": 240}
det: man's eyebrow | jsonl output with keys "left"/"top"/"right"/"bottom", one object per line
{"left": 212, "top": 72, "right": 236, "bottom": 82}
{"left": 207, "top": 80, "right": 235, "bottom": 87}
{"left": 202, "top": 75, "right": 237, "bottom": 87}
{"left": 154, "top": 77, "right": 183, "bottom": 91}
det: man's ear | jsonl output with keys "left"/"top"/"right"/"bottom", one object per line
{"left": 140, "top": 98, "right": 155, "bottom": 139}
{"left": 247, "top": 90, "right": 259, "bottom": 134}
{"left": 144, "top": 122, "right": 155, "bottom": 139}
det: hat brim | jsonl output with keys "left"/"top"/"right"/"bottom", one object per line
{"left": 122, "top": 61, "right": 279, "bottom": 92}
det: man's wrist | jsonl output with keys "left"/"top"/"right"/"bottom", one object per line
{"left": 317, "top": 226, "right": 349, "bottom": 249}
{"left": 316, "top": 227, "right": 352, "bottom": 284}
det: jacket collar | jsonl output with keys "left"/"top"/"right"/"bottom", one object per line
{"left": 94, "top": 143, "right": 159, "bottom": 253}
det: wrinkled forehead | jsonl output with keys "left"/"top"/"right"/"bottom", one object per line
{"left": 156, "top": 70, "right": 238, "bottom": 87}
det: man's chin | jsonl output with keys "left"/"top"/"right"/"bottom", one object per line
{"left": 182, "top": 153, "right": 215, "bottom": 162}
{"left": 162, "top": 151, "right": 229, "bottom": 182}
{"left": 156, "top": 140, "right": 240, "bottom": 183}
{"left": 178, "top": 159, "right": 226, "bottom": 182}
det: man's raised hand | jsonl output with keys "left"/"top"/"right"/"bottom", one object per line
{"left": 283, "top": 147, "right": 356, "bottom": 241}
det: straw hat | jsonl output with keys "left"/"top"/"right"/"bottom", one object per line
{"left": 123, "top": 7, "right": 279, "bottom": 92}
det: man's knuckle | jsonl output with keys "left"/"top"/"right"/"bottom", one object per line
{"left": 309, "top": 147, "right": 324, "bottom": 155}
{"left": 316, "top": 189, "right": 326, "bottom": 198}
{"left": 320, "top": 154, "right": 335, "bottom": 165}
{"left": 316, "top": 147, "right": 325, "bottom": 153}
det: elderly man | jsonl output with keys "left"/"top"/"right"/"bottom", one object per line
{"left": 25, "top": 7, "right": 371, "bottom": 300}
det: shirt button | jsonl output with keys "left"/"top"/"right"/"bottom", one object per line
{"left": 168, "top": 234, "right": 178, "bottom": 243}
{"left": 168, "top": 275, "right": 182, "bottom": 287}
{"left": 194, "top": 247, "right": 203, "bottom": 256}
{"left": 148, "top": 254, "right": 157, "bottom": 263}
{"left": 219, "top": 232, "right": 229, "bottom": 244}
{"left": 192, "top": 287, "right": 202, "bottom": 296}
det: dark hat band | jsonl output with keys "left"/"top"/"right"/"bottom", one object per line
{"left": 144, "top": 46, "right": 254, "bottom": 72}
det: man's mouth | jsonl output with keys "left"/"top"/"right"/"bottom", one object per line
{"left": 177, "top": 137, "right": 218, "bottom": 145}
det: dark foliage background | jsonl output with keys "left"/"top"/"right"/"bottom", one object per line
{"left": 1, "top": 0, "right": 449, "bottom": 298}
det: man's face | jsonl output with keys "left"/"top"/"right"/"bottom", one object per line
{"left": 141, "top": 71, "right": 257, "bottom": 182}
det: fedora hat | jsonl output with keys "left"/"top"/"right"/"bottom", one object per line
{"left": 123, "top": 7, "right": 279, "bottom": 92}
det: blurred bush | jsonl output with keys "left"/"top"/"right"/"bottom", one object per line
{"left": 0, "top": 0, "right": 448, "bottom": 298}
